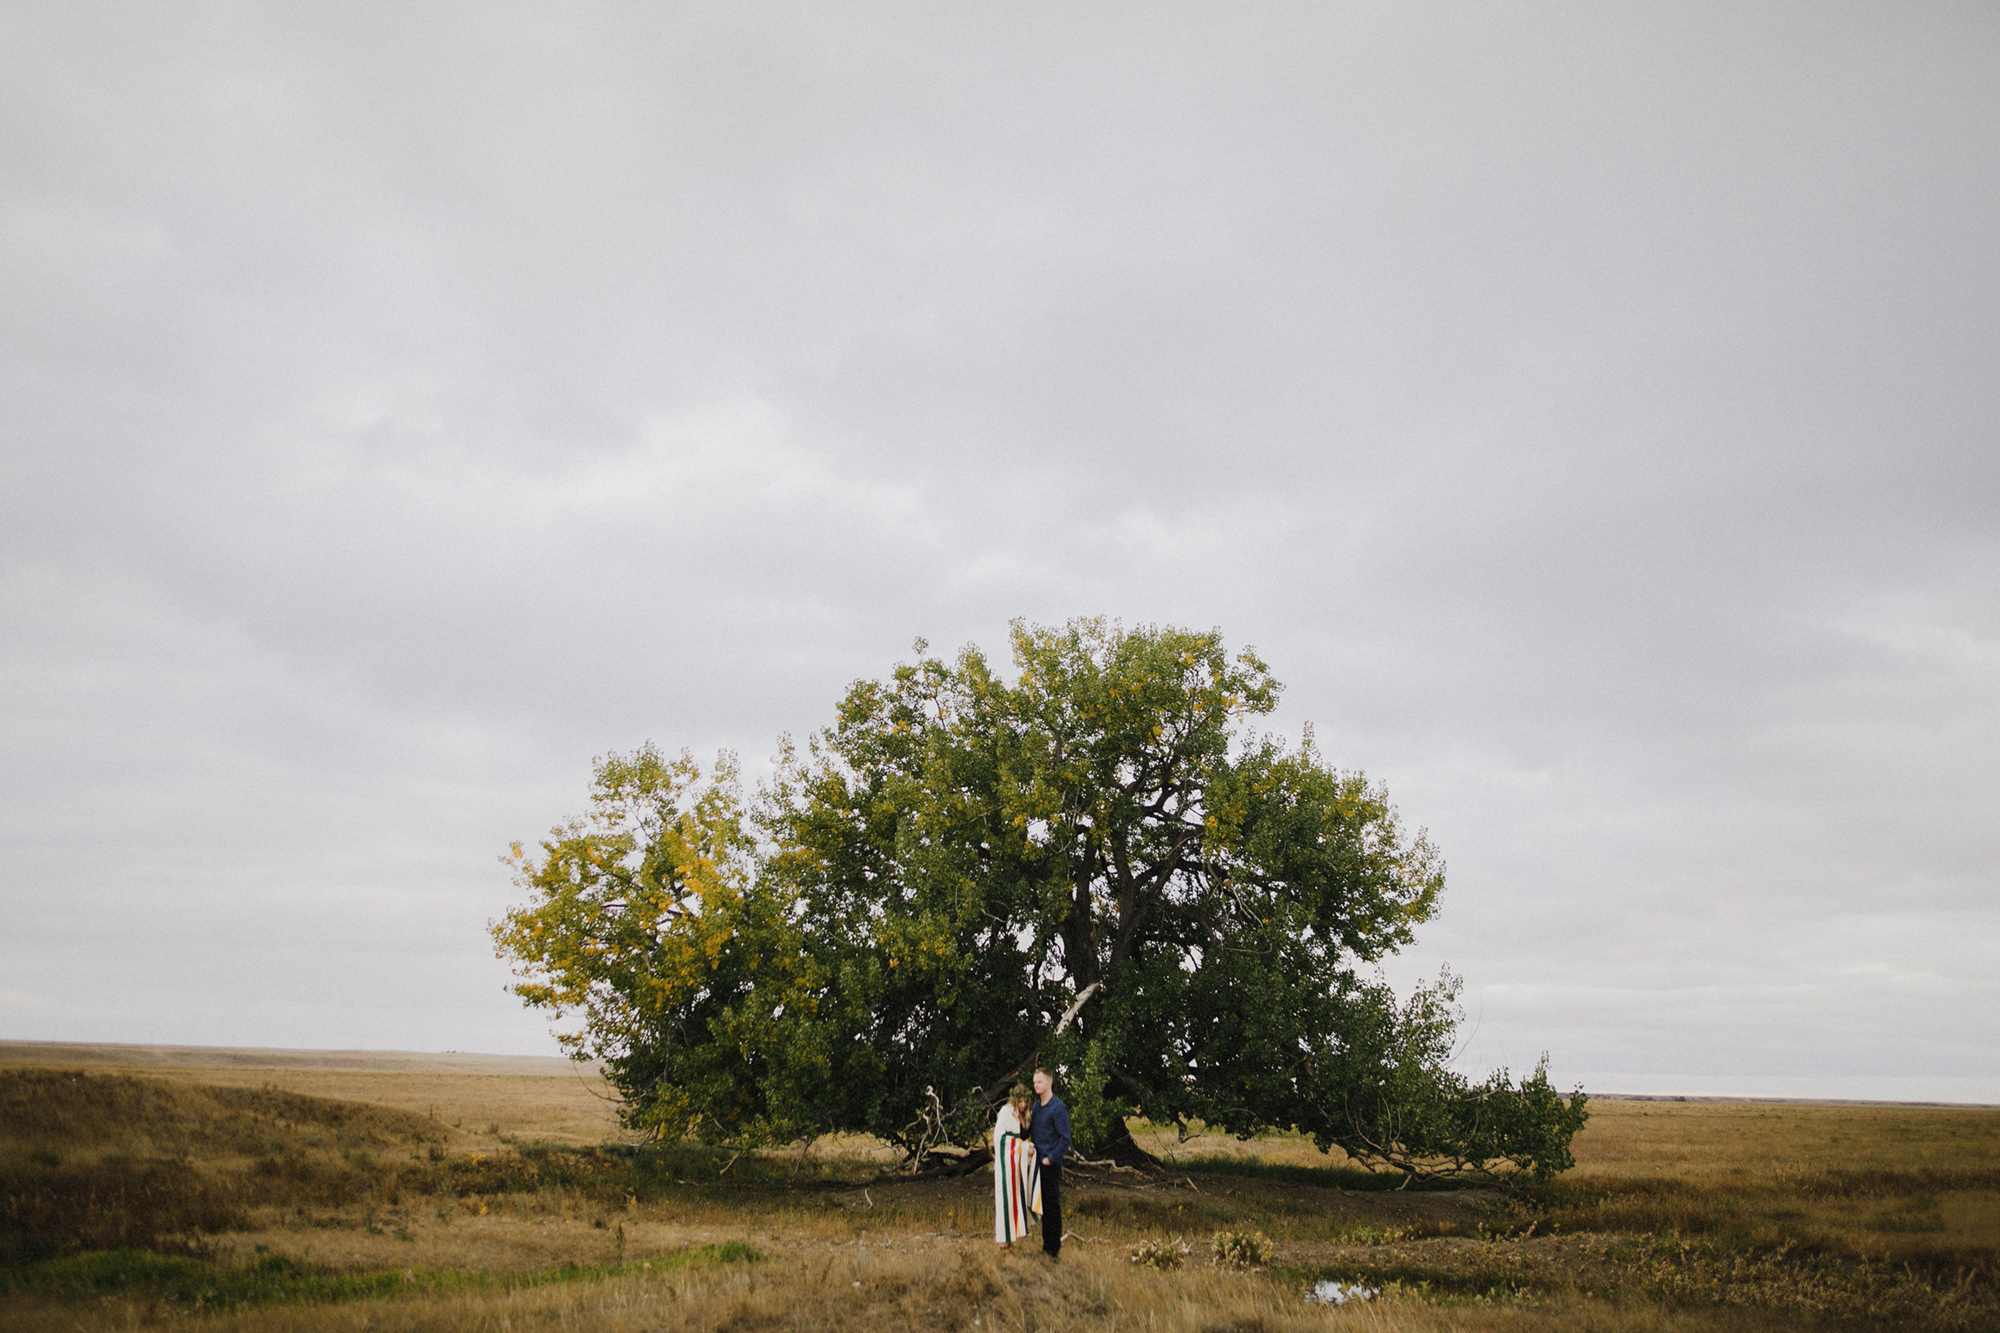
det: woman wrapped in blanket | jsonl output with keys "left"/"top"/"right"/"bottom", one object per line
{"left": 993, "top": 1084, "right": 1041, "bottom": 1247}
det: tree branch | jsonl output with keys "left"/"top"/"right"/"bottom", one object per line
{"left": 1055, "top": 981, "right": 1103, "bottom": 1036}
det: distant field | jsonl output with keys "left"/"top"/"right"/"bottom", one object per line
{"left": 4, "top": 1043, "right": 1996, "bottom": 1332}
{"left": 1568, "top": 1095, "right": 2000, "bottom": 1178}
{"left": 0, "top": 1040, "right": 622, "bottom": 1148}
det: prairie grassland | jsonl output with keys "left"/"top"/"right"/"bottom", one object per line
{"left": 0, "top": 1040, "right": 627, "bottom": 1148}
{"left": 1567, "top": 1098, "right": 2000, "bottom": 1178}
{"left": 0, "top": 1241, "right": 1807, "bottom": 1333}
{"left": 1145, "top": 1096, "right": 2000, "bottom": 1178}
{"left": 1542, "top": 1099, "right": 2000, "bottom": 1261}
{"left": 4, "top": 1056, "right": 1998, "bottom": 1331}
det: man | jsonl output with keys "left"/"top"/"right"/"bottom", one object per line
{"left": 1029, "top": 1067, "right": 1071, "bottom": 1260}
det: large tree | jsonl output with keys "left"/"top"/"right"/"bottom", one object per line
{"left": 494, "top": 619, "right": 1586, "bottom": 1179}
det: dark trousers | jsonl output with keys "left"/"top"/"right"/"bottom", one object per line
{"left": 1040, "top": 1161, "right": 1062, "bottom": 1258}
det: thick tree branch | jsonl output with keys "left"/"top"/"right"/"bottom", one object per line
{"left": 1054, "top": 981, "right": 1103, "bottom": 1036}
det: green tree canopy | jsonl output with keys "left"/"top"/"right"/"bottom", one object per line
{"left": 493, "top": 618, "right": 1586, "bottom": 1180}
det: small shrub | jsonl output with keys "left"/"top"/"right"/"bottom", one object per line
{"left": 1129, "top": 1237, "right": 1190, "bottom": 1269}
{"left": 1210, "top": 1230, "right": 1274, "bottom": 1268}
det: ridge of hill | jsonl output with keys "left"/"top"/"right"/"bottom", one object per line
{"left": 0, "top": 1041, "right": 589, "bottom": 1077}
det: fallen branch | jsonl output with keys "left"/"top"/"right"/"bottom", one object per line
{"left": 1065, "top": 1154, "right": 1145, "bottom": 1176}
{"left": 862, "top": 1147, "right": 993, "bottom": 1186}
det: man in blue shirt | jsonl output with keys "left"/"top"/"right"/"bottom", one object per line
{"left": 1030, "top": 1067, "right": 1072, "bottom": 1260}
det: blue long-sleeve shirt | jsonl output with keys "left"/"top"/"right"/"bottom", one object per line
{"left": 1030, "top": 1094, "right": 1072, "bottom": 1164}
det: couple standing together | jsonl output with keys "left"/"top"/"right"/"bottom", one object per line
{"left": 993, "top": 1067, "right": 1071, "bottom": 1259}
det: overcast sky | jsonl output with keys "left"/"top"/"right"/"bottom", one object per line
{"left": 4, "top": 2, "right": 1996, "bottom": 1103}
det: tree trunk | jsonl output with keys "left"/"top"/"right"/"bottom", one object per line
{"left": 1091, "top": 1115, "right": 1164, "bottom": 1170}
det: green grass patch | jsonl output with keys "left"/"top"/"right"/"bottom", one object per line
{"left": 0, "top": 1242, "right": 765, "bottom": 1310}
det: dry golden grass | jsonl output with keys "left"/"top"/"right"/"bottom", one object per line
{"left": 1136, "top": 1096, "right": 2000, "bottom": 1181}
{"left": 6, "top": 1047, "right": 1999, "bottom": 1331}
{"left": 1137, "top": 1120, "right": 1368, "bottom": 1171}
{"left": 2, "top": 1066, "right": 441, "bottom": 1162}
{"left": 0, "top": 1041, "right": 623, "bottom": 1149}
{"left": 1568, "top": 1098, "right": 2000, "bottom": 1179}
{"left": 0, "top": 1239, "right": 1799, "bottom": 1333}
{"left": 1536, "top": 1099, "right": 2000, "bottom": 1269}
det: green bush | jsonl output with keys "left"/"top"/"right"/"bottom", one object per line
{"left": 1210, "top": 1230, "right": 1274, "bottom": 1268}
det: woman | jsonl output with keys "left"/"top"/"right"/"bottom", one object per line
{"left": 993, "top": 1084, "right": 1042, "bottom": 1247}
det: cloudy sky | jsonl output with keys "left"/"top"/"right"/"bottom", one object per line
{"left": 4, "top": 2, "right": 1996, "bottom": 1103}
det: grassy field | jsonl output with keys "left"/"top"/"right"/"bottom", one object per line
{"left": 2, "top": 1043, "right": 1996, "bottom": 1331}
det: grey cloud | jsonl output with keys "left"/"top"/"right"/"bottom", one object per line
{"left": 3, "top": 2, "right": 1996, "bottom": 1095}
